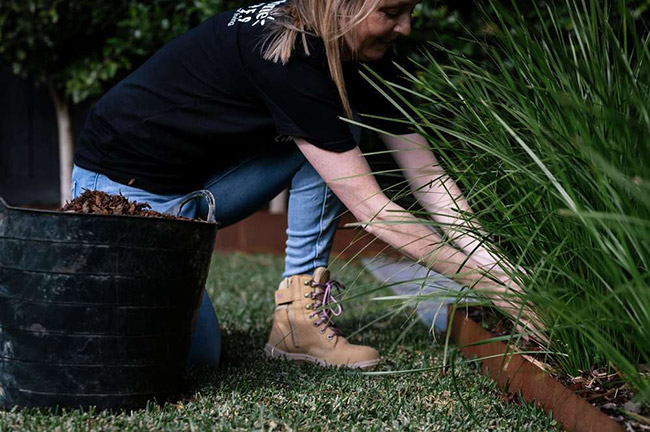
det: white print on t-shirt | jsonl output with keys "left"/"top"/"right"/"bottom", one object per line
{"left": 274, "top": 134, "right": 293, "bottom": 143}
{"left": 227, "top": 0, "right": 288, "bottom": 27}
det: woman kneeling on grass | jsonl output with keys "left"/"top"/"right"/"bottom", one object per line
{"left": 72, "top": 0, "right": 534, "bottom": 369}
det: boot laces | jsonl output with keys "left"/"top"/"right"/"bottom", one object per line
{"left": 310, "top": 280, "right": 345, "bottom": 335}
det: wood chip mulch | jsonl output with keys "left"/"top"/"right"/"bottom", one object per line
{"left": 60, "top": 190, "right": 191, "bottom": 221}
{"left": 564, "top": 366, "right": 650, "bottom": 431}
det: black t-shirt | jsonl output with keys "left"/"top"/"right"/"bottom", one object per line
{"left": 74, "top": 1, "right": 413, "bottom": 194}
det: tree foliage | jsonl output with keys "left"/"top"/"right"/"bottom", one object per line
{"left": 0, "top": 1, "right": 123, "bottom": 90}
{"left": 0, "top": 0, "right": 246, "bottom": 103}
{"left": 64, "top": 0, "right": 242, "bottom": 103}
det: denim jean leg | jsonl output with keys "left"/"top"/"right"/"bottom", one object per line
{"left": 198, "top": 144, "right": 306, "bottom": 227}
{"left": 197, "top": 144, "right": 343, "bottom": 278}
{"left": 283, "top": 159, "right": 344, "bottom": 278}
{"left": 187, "top": 144, "right": 307, "bottom": 366}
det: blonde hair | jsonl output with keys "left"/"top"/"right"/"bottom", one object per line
{"left": 262, "top": 0, "right": 382, "bottom": 118}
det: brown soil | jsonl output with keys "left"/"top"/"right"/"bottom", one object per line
{"left": 60, "top": 190, "right": 192, "bottom": 221}
{"left": 466, "top": 306, "right": 650, "bottom": 431}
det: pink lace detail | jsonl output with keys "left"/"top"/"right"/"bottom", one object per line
{"left": 311, "top": 280, "right": 345, "bottom": 335}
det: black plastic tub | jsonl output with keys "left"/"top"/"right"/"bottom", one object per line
{"left": 0, "top": 191, "right": 218, "bottom": 411}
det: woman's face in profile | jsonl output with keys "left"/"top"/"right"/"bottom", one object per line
{"left": 347, "top": 0, "right": 421, "bottom": 62}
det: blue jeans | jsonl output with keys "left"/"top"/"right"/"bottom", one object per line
{"left": 71, "top": 144, "right": 343, "bottom": 368}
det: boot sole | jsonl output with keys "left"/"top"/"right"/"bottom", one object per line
{"left": 264, "top": 344, "right": 380, "bottom": 370}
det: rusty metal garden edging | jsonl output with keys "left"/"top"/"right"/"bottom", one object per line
{"left": 448, "top": 308, "right": 624, "bottom": 432}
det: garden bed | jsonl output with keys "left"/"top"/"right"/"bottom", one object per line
{"left": 449, "top": 307, "right": 650, "bottom": 432}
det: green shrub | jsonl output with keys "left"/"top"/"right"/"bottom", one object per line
{"left": 381, "top": 0, "right": 650, "bottom": 400}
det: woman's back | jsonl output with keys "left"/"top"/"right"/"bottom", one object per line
{"left": 75, "top": 6, "right": 283, "bottom": 194}
{"left": 74, "top": 1, "right": 403, "bottom": 194}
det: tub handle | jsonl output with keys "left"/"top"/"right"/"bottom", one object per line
{"left": 0, "top": 196, "right": 8, "bottom": 235}
{"left": 170, "top": 190, "right": 217, "bottom": 224}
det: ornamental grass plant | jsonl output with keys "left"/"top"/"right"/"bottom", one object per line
{"left": 363, "top": 0, "right": 650, "bottom": 403}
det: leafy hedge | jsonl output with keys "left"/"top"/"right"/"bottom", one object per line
{"left": 0, "top": 0, "right": 239, "bottom": 103}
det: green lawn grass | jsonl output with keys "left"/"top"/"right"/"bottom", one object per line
{"left": 0, "top": 253, "right": 558, "bottom": 431}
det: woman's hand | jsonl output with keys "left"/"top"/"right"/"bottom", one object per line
{"left": 475, "top": 269, "right": 548, "bottom": 345}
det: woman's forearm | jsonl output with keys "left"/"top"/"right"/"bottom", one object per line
{"left": 404, "top": 162, "right": 503, "bottom": 269}
{"left": 347, "top": 194, "right": 527, "bottom": 314}
{"left": 382, "top": 134, "right": 510, "bottom": 273}
{"left": 348, "top": 192, "right": 486, "bottom": 284}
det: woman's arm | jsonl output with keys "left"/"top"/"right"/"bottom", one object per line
{"left": 295, "top": 138, "right": 526, "bottom": 316}
{"left": 380, "top": 133, "right": 512, "bottom": 274}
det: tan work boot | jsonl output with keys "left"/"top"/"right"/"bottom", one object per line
{"left": 265, "top": 267, "right": 380, "bottom": 369}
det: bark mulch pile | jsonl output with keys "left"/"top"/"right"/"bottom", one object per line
{"left": 467, "top": 306, "right": 650, "bottom": 431}
{"left": 60, "top": 190, "right": 191, "bottom": 221}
